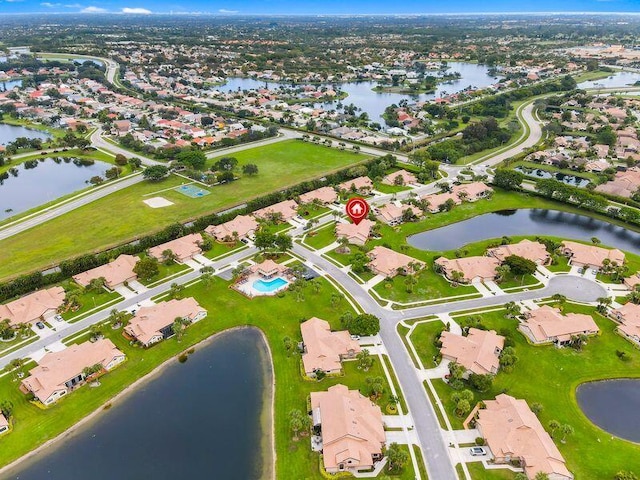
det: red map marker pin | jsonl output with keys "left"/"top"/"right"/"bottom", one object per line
{"left": 346, "top": 197, "right": 370, "bottom": 225}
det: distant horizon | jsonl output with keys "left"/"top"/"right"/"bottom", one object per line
{"left": 1, "top": 0, "right": 639, "bottom": 16}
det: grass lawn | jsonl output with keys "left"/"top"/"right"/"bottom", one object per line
{"left": 433, "top": 304, "right": 640, "bottom": 479}
{"left": 303, "top": 223, "right": 337, "bottom": 251}
{"left": 203, "top": 241, "right": 246, "bottom": 260}
{"left": 58, "top": 280, "right": 122, "bottom": 322}
{"left": 0, "top": 275, "right": 400, "bottom": 479}
{"left": 466, "top": 462, "right": 517, "bottom": 480}
{"left": 547, "top": 255, "right": 571, "bottom": 272}
{"left": 409, "top": 320, "right": 446, "bottom": 368}
{"left": 373, "top": 269, "right": 479, "bottom": 304}
{"left": 374, "top": 182, "right": 411, "bottom": 194}
{"left": 0, "top": 140, "right": 367, "bottom": 281}
{"left": 496, "top": 273, "right": 540, "bottom": 290}
{"left": 138, "top": 259, "right": 191, "bottom": 287}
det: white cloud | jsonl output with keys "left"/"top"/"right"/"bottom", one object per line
{"left": 122, "top": 7, "right": 152, "bottom": 13}
{"left": 41, "top": 2, "right": 61, "bottom": 6}
{"left": 81, "top": 5, "right": 107, "bottom": 12}
{"left": 64, "top": 3, "right": 82, "bottom": 7}
{"left": 6, "top": 0, "right": 26, "bottom": 3}
{"left": 218, "top": 8, "right": 238, "bottom": 13}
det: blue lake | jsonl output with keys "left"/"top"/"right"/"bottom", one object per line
{"left": 578, "top": 71, "right": 640, "bottom": 89}
{"left": 1, "top": 328, "right": 271, "bottom": 480}
{"left": 0, "top": 123, "right": 51, "bottom": 146}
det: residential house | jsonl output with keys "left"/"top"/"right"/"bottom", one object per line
{"left": 561, "top": 241, "right": 625, "bottom": 270}
{"left": 205, "top": 215, "right": 258, "bottom": 242}
{"left": 422, "top": 182, "right": 493, "bottom": 212}
{"left": 595, "top": 167, "right": 640, "bottom": 198}
{"left": 299, "top": 186, "right": 338, "bottom": 205}
{"left": 335, "top": 219, "right": 375, "bottom": 246}
{"left": 469, "top": 394, "right": 573, "bottom": 480}
{"left": 73, "top": 254, "right": 139, "bottom": 290}
{"left": 440, "top": 328, "right": 505, "bottom": 376}
{"left": 124, "top": 298, "right": 207, "bottom": 347}
{"left": 21, "top": 339, "right": 126, "bottom": 405}
{"left": 381, "top": 169, "right": 417, "bottom": 186}
{"left": 300, "top": 317, "right": 361, "bottom": 376}
{"left": 610, "top": 302, "right": 640, "bottom": 346}
{"left": 148, "top": 233, "right": 203, "bottom": 263}
{"left": 487, "top": 239, "right": 551, "bottom": 265}
{"left": 337, "top": 176, "right": 374, "bottom": 195}
{"left": 435, "top": 256, "right": 501, "bottom": 284}
{"left": 310, "top": 384, "right": 385, "bottom": 473}
{"left": 0, "top": 413, "right": 8, "bottom": 435}
{"left": 375, "top": 203, "right": 422, "bottom": 226}
{"left": 519, "top": 306, "right": 599, "bottom": 346}
{"left": 367, "top": 246, "right": 425, "bottom": 278}
{"left": 0, "top": 286, "right": 65, "bottom": 327}
{"left": 252, "top": 199, "right": 299, "bottom": 223}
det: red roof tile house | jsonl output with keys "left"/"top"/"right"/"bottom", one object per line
{"left": 0, "top": 413, "right": 8, "bottom": 435}
{"left": 440, "top": 328, "right": 505, "bottom": 376}
{"left": 422, "top": 182, "right": 493, "bottom": 213}
{"left": 381, "top": 169, "right": 417, "bottom": 186}
{"left": 335, "top": 219, "right": 375, "bottom": 246}
{"left": 337, "top": 176, "right": 374, "bottom": 195}
{"left": 73, "top": 254, "right": 139, "bottom": 290}
{"left": 435, "top": 256, "right": 501, "bottom": 284}
{"left": 299, "top": 186, "right": 338, "bottom": 205}
{"left": 148, "top": 233, "right": 203, "bottom": 263}
{"left": 610, "top": 302, "right": 640, "bottom": 346}
{"left": 367, "top": 246, "right": 425, "bottom": 278}
{"left": 124, "top": 298, "right": 207, "bottom": 347}
{"left": 0, "top": 286, "right": 65, "bottom": 327}
{"left": 561, "top": 241, "right": 625, "bottom": 270}
{"left": 595, "top": 167, "right": 640, "bottom": 198}
{"left": 519, "top": 306, "right": 599, "bottom": 346}
{"left": 205, "top": 215, "right": 259, "bottom": 242}
{"left": 487, "top": 239, "right": 551, "bottom": 265}
{"left": 21, "top": 339, "right": 126, "bottom": 406}
{"left": 252, "top": 199, "right": 299, "bottom": 223}
{"left": 375, "top": 203, "right": 422, "bottom": 226}
{"left": 310, "top": 384, "right": 385, "bottom": 474}
{"left": 300, "top": 317, "right": 361, "bottom": 376}
{"left": 468, "top": 394, "right": 573, "bottom": 480}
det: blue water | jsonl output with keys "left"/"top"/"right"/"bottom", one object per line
{"left": 175, "top": 184, "right": 210, "bottom": 198}
{"left": 578, "top": 71, "right": 640, "bottom": 90}
{"left": 253, "top": 277, "right": 288, "bottom": 293}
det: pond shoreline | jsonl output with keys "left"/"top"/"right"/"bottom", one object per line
{"left": 0, "top": 326, "right": 276, "bottom": 479}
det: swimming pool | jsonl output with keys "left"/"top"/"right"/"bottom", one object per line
{"left": 175, "top": 184, "right": 211, "bottom": 198}
{"left": 253, "top": 277, "right": 289, "bottom": 293}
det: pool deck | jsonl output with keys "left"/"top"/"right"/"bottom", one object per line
{"left": 234, "top": 274, "right": 291, "bottom": 298}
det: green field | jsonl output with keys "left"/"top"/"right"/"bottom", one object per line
{"left": 0, "top": 276, "right": 416, "bottom": 479}
{"left": 409, "top": 320, "right": 446, "bottom": 368}
{"left": 0, "top": 140, "right": 366, "bottom": 281}
{"left": 432, "top": 304, "right": 640, "bottom": 479}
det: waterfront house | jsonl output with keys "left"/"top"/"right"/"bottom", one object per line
{"left": 310, "top": 384, "right": 385, "bottom": 473}
{"left": 21, "top": 339, "right": 126, "bottom": 406}
{"left": 299, "top": 186, "right": 338, "bottom": 205}
{"left": 422, "top": 182, "right": 493, "bottom": 213}
{"left": 148, "top": 233, "right": 203, "bottom": 263}
{"left": 381, "top": 169, "right": 417, "bottom": 186}
{"left": 435, "top": 256, "right": 501, "bottom": 284}
{"left": 205, "top": 215, "right": 259, "bottom": 242}
{"left": 519, "top": 306, "right": 599, "bottom": 346}
{"left": 374, "top": 203, "right": 422, "bottom": 226}
{"left": 561, "top": 241, "right": 625, "bottom": 271}
{"left": 252, "top": 199, "right": 299, "bottom": 223}
{"left": 367, "top": 246, "right": 425, "bottom": 278}
{"left": 440, "top": 328, "right": 504, "bottom": 376}
{"left": 337, "top": 176, "right": 374, "bottom": 195}
{"left": 335, "top": 219, "right": 375, "bottom": 246}
{"left": 124, "top": 298, "right": 206, "bottom": 347}
{"left": 0, "top": 286, "right": 65, "bottom": 327}
{"left": 300, "top": 317, "right": 361, "bottom": 376}
{"left": 73, "top": 254, "right": 139, "bottom": 290}
{"left": 487, "top": 239, "right": 551, "bottom": 265}
{"left": 467, "top": 394, "right": 573, "bottom": 480}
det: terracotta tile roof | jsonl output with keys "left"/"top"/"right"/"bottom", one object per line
{"left": 367, "top": 246, "right": 424, "bottom": 278}
{"left": 248, "top": 259, "right": 287, "bottom": 277}
{"left": 0, "top": 287, "right": 65, "bottom": 327}
{"left": 375, "top": 203, "right": 422, "bottom": 225}
{"left": 521, "top": 306, "right": 599, "bottom": 343}
{"left": 205, "top": 215, "right": 258, "bottom": 241}
{"left": 435, "top": 256, "right": 500, "bottom": 283}
{"left": 310, "top": 384, "right": 385, "bottom": 472}
{"left": 595, "top": 167, "right": 640, "bottom": 198}
{"left": 22, "top": 339, "right": 125, "bottom": 404}
{"left": 337, "top": 176, "right": 373, "bottom": 192}
{"left": 73, "top": 254, "right": 138, "bottom": 289}
{"left": 301, "top": 317, "right": 361, "bottom": 375}
{"left": 487, "top": 239, "right": 550, "bottom": 265}
{"left": 299, "top": 186, "right": 338, "bottom": 205}
{"left": 476, "top": 394, "right": 573, "bottom": 479}
{"left": 148, "top": 233, "right": 203, "bottom": 262}
{"left": 335, "top": 219, "right": 374, "bottom": 246}
{"left": 0, "top": 413, "right": 7, "bottom": 429}
{"left": 381, "top": 169, "right": 417, "bottom": 186}
{"left": 561, "top": 241, "right": 625, "bottom": 269}
{"left": 252, "top": 199, "right": 299, "bottom": 222}
{"left": 440, "top": 328, "right": 504, "bottom": 375}
{"left": 124, "top": 298, "right": 206, "bottom": 346}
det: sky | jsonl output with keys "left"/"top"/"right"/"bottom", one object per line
{"left": 1, "top": 0, "right": 640, "bottom": 15}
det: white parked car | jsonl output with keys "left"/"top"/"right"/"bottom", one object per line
{"left": 470, "top": 447, "right": 487, "bottom": 456}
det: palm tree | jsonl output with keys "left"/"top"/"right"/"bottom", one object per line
{"left": 172, "top": 317, "right": 186, "bottom": 341}
{"left": 330, "top": 293, "right": 343, "bottom": 310}
{"left": 596, "top": 296, "right": 612, "bottom": 314}
{"left": 309, "top": 279, "right": 322, "bottom": 294}
{"left": 450, "top": 270, "right": 464, "bottom": 287}
{"left": 548, "top": 419, "right": 561, "bottom": 437}
{"left": 560, "top": 424, "right": 574, "bottom": 443}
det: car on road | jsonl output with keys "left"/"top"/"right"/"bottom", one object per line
{"left": 54, "top": 314, "right": 64, "bottom": 322}
{"left": 35, "top": 321, "right": 46, "bottom": 330}
{"left": 470, "top": 447, "right": 487, "bottom": 456}
{"left": 350, "top": 335, "right": 360, "bottom": 340}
